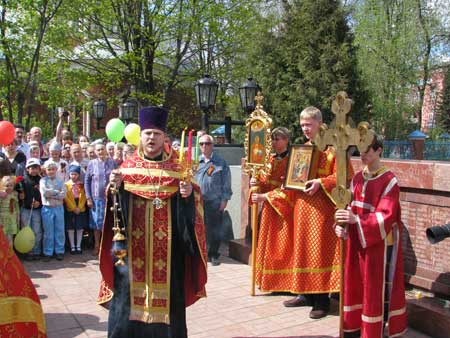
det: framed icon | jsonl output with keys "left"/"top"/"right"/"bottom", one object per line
{"left": 284, "top": 144, "right": 319, "bottom": 191}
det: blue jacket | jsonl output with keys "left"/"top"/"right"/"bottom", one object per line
{"left": 195, "top": 152, "right": 232, "bottom": 209}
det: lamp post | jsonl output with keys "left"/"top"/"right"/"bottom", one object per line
{"left": 93, "top": 99, "right": 106, "bottom": 129}
{"left": 239, "top": 77, "right": 259, "bottom": 113}
{"left": 120, "top": 99, "right": 138, "bottom": 124}
{"left": 194, "top": 74, "right": 218, "bottom": 132}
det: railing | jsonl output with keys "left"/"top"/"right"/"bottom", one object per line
{"left": 424, "top": 141, "right": 450, "bottom": 161}
{"left": 383, "top": 140, "right": 450, "bottom": 161}
{"left": 383, "top": 141, "right": 414, "bottom": 160}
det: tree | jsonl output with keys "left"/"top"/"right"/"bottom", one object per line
{"left": 352, "top": 0, "right": 450, "bottom": 138}
{"left": 243, "top": 0, "right": 366, "bottom": 143}
{"left": 0, "top": 0, "right": 63, "bottom": 127}
{"left": 437, "top": 65, "right": 450, "bottom": 131}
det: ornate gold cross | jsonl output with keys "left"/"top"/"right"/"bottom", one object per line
{"left": 314, "top": 91, "right": 375, "bottom": 208}
{"left": 313, "top": 91, "right": 375, "bottom": 338}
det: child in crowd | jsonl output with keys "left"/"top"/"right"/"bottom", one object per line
{"left": 64, "top": 164, "right": 88, "bottom": 254}
{"left": 40, "top": 161, "right": 66, "bottom": 261}
{"left": 45, "top": 141, "right": 69, "bottom": 182}
{"left": 0, "top": 176, "right": 20, "bottom": 246}
{"left": 334, "top": 135, "right": 406, "bottom": 338}
{"left": 20, "top": 158, "right": 43, "bottom": 260}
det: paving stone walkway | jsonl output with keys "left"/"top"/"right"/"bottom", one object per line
{"left": 24, "top": 252, "right": 432, "bottom": 338}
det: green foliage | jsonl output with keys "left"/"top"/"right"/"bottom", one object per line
{"left": 242, "top": 0, "right": 366, "bottom": 143}
{"left": 437, "top": 66, "right": 450, "bottom": 131}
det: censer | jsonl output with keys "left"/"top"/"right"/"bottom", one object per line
{"left": 110, "top": 182, "right": 128, "bottom": 266}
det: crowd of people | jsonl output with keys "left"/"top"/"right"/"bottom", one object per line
{"left": 0, "top": 112, "right": 138, "bottom": 261}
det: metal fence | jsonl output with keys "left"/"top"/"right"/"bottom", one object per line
{"left": 424, "top": 141, "right": 450, "bottom": 161}
{"left": 383, "top": 141, "right": 414, "bottom": 160}
{"left": 383, "top": 140, "right": 450, "bottom": 161}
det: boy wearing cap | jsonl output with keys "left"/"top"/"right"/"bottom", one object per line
{"left": 40, "top": 160, "right": 67, "bottom": 261}
{"left": 64, "top": 164, "right": 88, "bottom": 254}
{"left": 20, "top": 158, "right": 43, "bottom": 260}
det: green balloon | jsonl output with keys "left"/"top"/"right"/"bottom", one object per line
{"left": 106, "top": 118, "right": 125, "bottom": 142}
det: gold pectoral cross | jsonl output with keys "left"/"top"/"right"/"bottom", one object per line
{"left": 313, "top": 91, "right": 375, "bottom": 338}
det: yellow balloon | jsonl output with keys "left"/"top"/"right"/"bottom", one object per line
{"left": 14, "top": 226, "right": 35, "bottom": 253}
{"left": 124, "top": 123, "right": 141, "bottom": 146}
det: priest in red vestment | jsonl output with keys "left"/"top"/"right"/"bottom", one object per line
{"left": 270, "top": 107, "right": 353, "bottom": 319}
{"left": 250, "top": 127, "right": 292, "bottom": 292}
{"left": 0, "top": 159, "right": 47, "bottom": 338}
{"left": 98, "top": 106, "right": 207, "bottom": 338}
{"left": 335, "top": 135, "right": 407, "bottom": 338}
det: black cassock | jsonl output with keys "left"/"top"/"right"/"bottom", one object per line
{"left": 107, "top": 189, "right": 198, "bottom": 338}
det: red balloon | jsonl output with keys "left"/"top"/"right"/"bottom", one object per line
{"left": 0, "top": 121, "right": 16, "bottom": 145}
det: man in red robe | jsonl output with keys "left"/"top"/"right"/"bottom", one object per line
{"left": 250, "top": 127, "right": 291, "bottom": 291}
{"left": 98, "top": 106, "right": 207, "bottom": 338}
{"left": 335, "top": 135, "right": 407, "bottom": 338}
{"left": 0, "top": 159, "right": 46, "bottom": 338}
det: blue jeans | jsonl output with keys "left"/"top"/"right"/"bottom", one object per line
{"left": 41, "top": 206, "right": 65, "bottom": 256}
{"left": 20, "top": 208, "right": 42, "bottom": 255}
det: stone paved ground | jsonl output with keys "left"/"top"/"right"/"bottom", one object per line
{"left": 24, "top": 252, "right": 432, "bottom": 338}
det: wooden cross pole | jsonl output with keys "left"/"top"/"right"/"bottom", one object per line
{"left": 313, "top": 91, "right": 375, "bottom": 338}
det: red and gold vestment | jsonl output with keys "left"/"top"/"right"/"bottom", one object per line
{"left": 266, "top": 146, "right": 347, "bottom": 294}
{"left": 98, "top": 150, "right": 207, "bottom": 330}
{"left": 0, "top": 230, "right": 46, "bottom": 338}
{"left": 253, "top": 153, "right": 292, "bottom": 291}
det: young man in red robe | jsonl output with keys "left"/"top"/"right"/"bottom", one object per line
{"left": 335, "top": 135, "right": 407, "bottom": 338}
{"left": 250, "top": 127, "right": 291, "bottom": 291}
{"left": 0, "top": 159, "right": 46, "bottom": 338}
{"left": 98, "top": 106, "right": 207, "bottom": 338}
{"left": 269, "top": 107, "right": 350, "bottom": 319}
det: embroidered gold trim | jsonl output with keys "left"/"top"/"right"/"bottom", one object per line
{"left": 121, "top": 167, "right": 182, "bottom": 178}
{"left": 257, "top": 264, "right": 340, "bottom": 274}
{"left": 0, "top": 296, "right": 46, "bottom": 334}
{"left": 125, "top": 183, "right": 178, "bottom": 194}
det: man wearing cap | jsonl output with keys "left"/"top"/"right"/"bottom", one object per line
{"left": 98, "top": 106, "right": 207, "bottom": 338}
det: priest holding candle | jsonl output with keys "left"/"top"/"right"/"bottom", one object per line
{"left": 195, "top": 133, "right": 232, "bottom": 266}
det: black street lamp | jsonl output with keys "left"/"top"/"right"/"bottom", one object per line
{"left": 93, "top": 99, "right": 106, "bottom": 129}
{"left": 120, "top": 99, "right": 138, "bottom": 124}
{"left": 194, "top": 74, "right": 218, "bottom": 131}
{"left": 239, "top": 77, "right": 259, "bottom": 113}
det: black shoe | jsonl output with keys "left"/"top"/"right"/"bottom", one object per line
{"left": 283, "top": 295, "right": 310, "bottom": 307}
{"left": 70, "top": 248, "right": 76, "bottom": 255}
{"left": 43, "top": 256, "right": 52, "bottom": 262}
{"left": 76, "top": 248, "right": 82, "bottom": 255}
{"left": 309, "top": 305, "right": 329, "bottom": 319}
{"left": 211, "top": 257, "right": 221, "bottom": 266}
{"left": 55, "top": 254, "right": 64, "bottom": 261}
